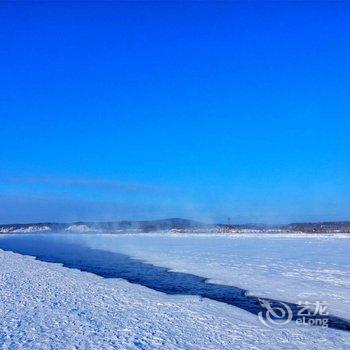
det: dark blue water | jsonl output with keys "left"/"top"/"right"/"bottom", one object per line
{"left": 0, "top": 234, "right": 349, "bottom": 332}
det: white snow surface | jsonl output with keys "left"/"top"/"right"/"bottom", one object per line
{"left": 0, "top": 225, "right": 51, "bottom": 233}
{"left": 65, "top": 224, "right": 101, "bottom": 233}
{"left": 1, "top": 233, "right": 350, "bottom": 349}
{"left": 75, "top": 233, "right": 350, "bottom": 320}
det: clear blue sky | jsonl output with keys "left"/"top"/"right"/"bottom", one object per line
{"left": 1, "top": 2, "right": 350, "bottom": 224}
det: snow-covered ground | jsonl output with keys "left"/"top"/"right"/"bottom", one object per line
{"left": 1, "top": 233, "right": 350, "bottom": 349}
{"left": 73, "top": 233, "right": 350, "bottom": 320}
{"left": 0, "top": 225, "right": 51, "bottom": 233}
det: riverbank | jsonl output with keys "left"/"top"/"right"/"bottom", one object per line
{"left": 1, "top": 248, "right": 349, "bottom": 349}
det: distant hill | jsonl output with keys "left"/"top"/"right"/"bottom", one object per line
{"left": 1, "top": 219, "right": 350, "bottom": 234}
{"left": 283, "top": 221, "right": 350, "bottom": 233}
{"left": 220, "top": 221, "right": 350, "bottom": 233}
{"left": 0, "top": 218, "right": 206, "bottom": 234}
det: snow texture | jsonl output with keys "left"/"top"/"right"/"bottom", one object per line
{"left": 76, "top": 233, "right": 350, "bottom": 320}
{"left": 1, "top": 234, "right": 350, "bottom": 349}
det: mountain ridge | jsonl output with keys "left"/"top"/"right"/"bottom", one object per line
{"left": 1, "top": 218, "right": 350, "bottom": 233}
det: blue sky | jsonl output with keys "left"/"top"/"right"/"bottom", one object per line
{"left": 1, "top": 2, "right": 350, "bottom": 224}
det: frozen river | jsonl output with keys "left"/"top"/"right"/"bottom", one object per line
{"left": 1, "top": 232, "right": 350, "bottom": 349}
{"left": 0, "top": 233, "right": 349, "bottom": 322}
